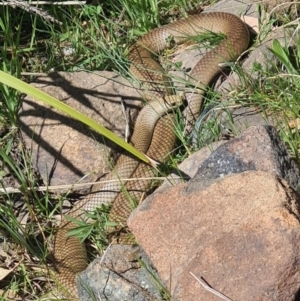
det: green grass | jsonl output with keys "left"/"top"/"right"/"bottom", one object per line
{"left": 1, "top": 0, "right": 300, "bottom": 300}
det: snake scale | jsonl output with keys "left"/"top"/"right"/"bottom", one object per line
{"left": 53, "top": 12, "right": 250, "bottom": 299}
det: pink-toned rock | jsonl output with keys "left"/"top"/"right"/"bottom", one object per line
{"left": 20, "top": 71, "right": 141, "bottom": 189}
{"left": 128, "top": 171, "right": 300, "bottom": 301}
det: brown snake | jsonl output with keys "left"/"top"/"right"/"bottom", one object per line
{"left": 53, "top": 12, "right": 249, "bottom": 299}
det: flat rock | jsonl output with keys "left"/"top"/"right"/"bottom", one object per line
{"left": 20, "top": 71, "right": 142, "bottom": 188}
{"left": 209, "top": 0, "right": 298, "bottom": 16}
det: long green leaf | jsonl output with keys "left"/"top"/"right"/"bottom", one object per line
{"left": 0, "top": 70, "right": 149, "bottom": 164}
{"left": 271, "top": 39, "right": 299, "bottom": 75}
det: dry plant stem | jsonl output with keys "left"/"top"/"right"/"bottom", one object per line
{"left": 21, "top": 72, "right": 48, "bottom": 76}
{"left": 0, "top": 176, "right": 186, "bottom": 194}
{"left": 120, "top": 98, "right": 130, "bottom": 143}
{"left": 0, "top": 0, "right": 85, "bottom": 4}
{"left": 4, "top": 0, "right": 62, "bottom": 25}
{"left": 189, "top": 271, "right": 233, "bottom": 301}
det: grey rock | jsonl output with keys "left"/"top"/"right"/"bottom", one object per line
{"left": 77, "top": 245, "right": 163, "bottom": 301}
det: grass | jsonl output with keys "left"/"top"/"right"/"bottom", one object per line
{"left": 1, "top": 0, "right": 300, "bottom": 300}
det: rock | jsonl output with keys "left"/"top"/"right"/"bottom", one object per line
{"left": 128, "top": 125, "right": 300, "bottom": 300}
{"left": 208, "top": 0, "right": 257, "bottom": 15}
{"left": 20, "top": 71, "right": 142, "bottom": 189}
{"left": 158, "top": 140, "right": 227, "bottom": 191}
{"left": 189, "top": 125, "right": 300, "bottom": 193}
{"left": 161, "top": 125, "right": 300, "bottom": 193}
{"left": 263, "top": 0, "right": 299, "bottom": 18}
{"left": 129, "top": 171, "right": 300, "bottom": 301}
{"left": 77, "top": 245, "right": 163, "bottom": 301}
{"left": 210, "top": 0, "right": 298, "bottom": 17}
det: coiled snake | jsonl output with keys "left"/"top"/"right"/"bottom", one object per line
{"left": 53, "top": 12, "right": 250, "bottom": 299}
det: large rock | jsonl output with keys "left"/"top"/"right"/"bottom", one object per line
{"left": 128, "top": 125, "right": 300, "bottom": 300}
{"left": 129, "top": 171, "right": 300, "bottom": 301}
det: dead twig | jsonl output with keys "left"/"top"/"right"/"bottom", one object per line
{"left": 1, "top": 0, "right": 85, "bottom": 4}
{"left": 189, "top": 271, "right": 234, "bottom": 301}
{"left": 3, "top": 0, "right": 62, "bottom": 25}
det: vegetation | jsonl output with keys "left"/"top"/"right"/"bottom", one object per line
{"left": 0, "top": 0, "right": 300, "bottom": 300}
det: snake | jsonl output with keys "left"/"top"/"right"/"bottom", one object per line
{"left": 53, "top": 12, "right": 250, "bottom": 300}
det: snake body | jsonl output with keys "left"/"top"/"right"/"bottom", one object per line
{"left": 53, "top": 12, "right": 249, "bottom": 299}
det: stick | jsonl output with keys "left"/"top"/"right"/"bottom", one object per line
{"left": 189, "top": 271, "right": 234, "bottom": 301}
{"left": 0, "top": 1, "right": 86, "bottom": 5}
